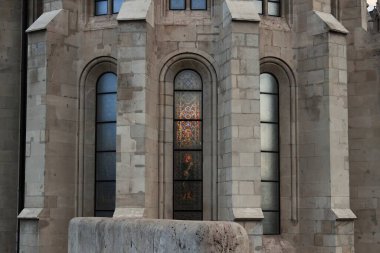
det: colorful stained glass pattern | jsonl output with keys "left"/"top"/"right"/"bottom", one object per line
{"left": 175, "top": 121, "right": 202, "bottom": 149}
{"left": 174, "top": 151, "right": 202, "bottom": 180}
{"left": 175, "top": 92, "right": 202, "bottom": 120}
{"left": 174, "top": 70, "right": 202, "bottom": 90}
{"left": 173, "top": 181, "right": 202, "bottom": 211}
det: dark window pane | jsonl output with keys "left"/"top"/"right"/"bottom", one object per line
{"left": 95, "top": 0, "right": 108, "bottom": 15}
{"left": 263, "top": 211, "right": 280, "bottom": 234}
{"left": 95, "top": 211, "right": 114, "bottom": 217}
{"left": 175, "top": 70, "right": 202, "bottom": 90}
{"left": 175, "top": 92, "right": 202, "bottom": 120}
{"left": 260, "top": 73, "right": 278, "bottom": 94}
{"left": 260, "top": 94, "right": 278, "bottom": 123}
{"left": 174, "top": 151, "right": 202, "bottom": 180}
{"left": 261, "top": 182, "right": 279, "bottom": 211}
{"left": 96, "top": 152, "right": 116, "bottom": 181}
{"left": 113, "top": 0, "right": 123, "bottom": 13}
{"left": 173, "top": 181, "right": 202, "bottom": 211}
{"left": 95, "top": 182, "right": 116, "bottom": 210}
{"left": 174, "top": 121, "right": 202, "bottom": 150}
{"left": 255, "top": 0, "right": 263, "bottom": 14}
{"left": 268, "top": 2, "right": 281, "bottom": 16}
{"left": 170, "top": 0, "right": 185, "bottom": 10}
{"left": 261, "top": 152, "right": 279, "bottom": 181}
{"left": 97, "top": 73, "right": 117, "bottom": 93}
{"left": 97, "top": 94, "right": 117, "bottom": 122}
{"left": 191, "top": 0, "right": 207, "bottom": 10}
{"left": 96, "top": 123, "right": 116, "bottom": 151}
{"left": 173, "top": 212, "right": 203, "bottom": 220}
{"left": 261, "top": 123, "right": 278, "bottom": 152}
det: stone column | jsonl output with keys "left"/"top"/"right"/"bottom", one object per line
{"left": 115, "top": 0, "right": 158, "bottom": 219}
{"left": 18, "top": 9, "right": 79, "bottom": 253}
{"left": 296, "top": 10, "right": 356, "bottom": 253}
{"left": 218, "top": 1, "right": 263, "bottom": 252}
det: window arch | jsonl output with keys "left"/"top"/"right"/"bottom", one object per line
{"left": 94, "top": 72, "right": 117, "bottom": 217}
{"left": 260, "top": 73, "right": 280, "bottom": 235}
{"left": 173, "top": 70, "right": 203, "bottom": 220}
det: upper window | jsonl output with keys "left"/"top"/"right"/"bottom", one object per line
{"left": 170, "top": 0, "right": 207, "bottom": 10}
{"left": 256, "top": 0, "right": 281, "bottom": 17}
{"left": 95, "top": 0, "right": 123, "bottom": 16}
{"left": 260, "top": 73, "right": 280, "bottom": 235}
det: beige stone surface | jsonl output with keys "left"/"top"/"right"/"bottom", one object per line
{"left": 69, "top": 218, "right": 249, "bottom": 253}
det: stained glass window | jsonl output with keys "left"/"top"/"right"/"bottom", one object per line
{"left": 95, "top": 72, "right": 117, "bottom": 217}
{"left": 260, "top": 73, "right": 280, "bottom": 234}
{"left": 173, "top": 70, "right": 203, "bottom": 220}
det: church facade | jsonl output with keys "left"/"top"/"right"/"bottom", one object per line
{"left": 1, "top": 0, "right": 380, "bottom": 252}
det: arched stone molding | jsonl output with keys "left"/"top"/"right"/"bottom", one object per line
{"left": 158, "top": 52, "right": 218, "bottom": 220}
{"left": 260, "top": 57, "right": 298, "bottom": 223}
{"left": 77, "top": 56, "right": 117, "bottom": 217}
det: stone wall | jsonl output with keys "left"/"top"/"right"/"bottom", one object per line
{"left": 0, "top": 0, "right": 21, "bottom": 252}
{"left": 342, "top": 0, "right": 380, "bottom": 252}
{"left": 69, "top": 218, "right": 249, "bottom": 253}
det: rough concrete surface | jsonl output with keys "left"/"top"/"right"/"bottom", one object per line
{"left": 69, "top": 218, "right": 249, "bottom": 253}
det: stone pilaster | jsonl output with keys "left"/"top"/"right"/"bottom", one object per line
{"left": 218, "top": 1, "right": 263, "bottom": 252}
{"left": 296, "top": 10, "right": 356, "bottom": 253}
{"left": 19, "top": 9, "right": 79, "bottom": 253}
{"left": 115, "top": 0, "right": 158, "bottom": 219}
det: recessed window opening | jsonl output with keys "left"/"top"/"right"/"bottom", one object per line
{"left": 95, "top": 72, "right": 117, "bottom": 217}
{"left": 169, "top": 0, "right": 207, "bottom": 10}
{"left": 173, "top": 70, "right": 203, "bottom": 220}
{"left": 95, "top": 0, "right": 123, "bottom": 16}
{"left": 255, "top": 0, "right": 281, "bottom": 17}
{"left": 260, "top": 73, "right": 280, "bottom": 235}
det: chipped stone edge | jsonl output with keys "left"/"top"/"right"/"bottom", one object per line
{"left": 225, "top": 0, "right": 261, "bottom": 22}
{"left": 331, "top": 208, "right": 357, "bottom": 221}
{"left": 17, "top": 208, "right": 43, "bottom": 220}
{"left": 113, "top": 207, "right": 145, "bottom": 218}
{"left": 117, "top": 0, "right": 153, "bottom": 27}
{"left": 232, "top": 208, "right": 264, "bottom": 221}
{"left": 313, "top": 11, "right": 349, "bottom": 34}
{"left": 26, "top": 9, "right": 63, "bottom": 33}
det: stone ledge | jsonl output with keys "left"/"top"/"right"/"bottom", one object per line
{"left": 26, "top": 9, "right": 68, "bottom": 34}
{"left": 224, "top": 0, "right": 261, "bottom": 22}
{"left": 309, "top": 11, "right": 349, "bottom": 35}
{"left": 233, "top": 208, "right": 264, "bottom": 221}
{"left": 117, "top": 0, "right": 153, "bottom": 26}
{"left": 113, "top": 207, "right": 144, "bottom": 218}
{"left": 17, "top": 208, "right": 43, "bottom": 220}
{"left": 69, "top": 218, "right": 249, "bottom": 253}
{"left": 331, "top": 208, "right": 357, "bottom": 221}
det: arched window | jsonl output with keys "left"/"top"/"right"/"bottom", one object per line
{"left": 173, "top": 70, "right": 203, "bottom": 220}
{"left": 260, "top": 73, "right": 280, "bottom": 234}
{"left": 95, "top": 72, "right": 117, "bottom": 217}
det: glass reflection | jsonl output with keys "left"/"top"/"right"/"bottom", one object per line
{"left": 170, "top": 0, "right": 186, "bottom": 10}
{"left": 191, "top": 0, "right": 207, "bottom": 10}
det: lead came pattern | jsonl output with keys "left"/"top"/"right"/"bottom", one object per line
{"left": 173, "top": 70, "right": 203, "bottom": 220}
